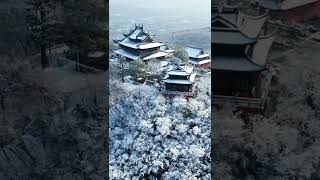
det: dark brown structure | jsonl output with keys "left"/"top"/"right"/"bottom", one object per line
{"left": 212, "top": 6, "right": 275, "bottom": 109}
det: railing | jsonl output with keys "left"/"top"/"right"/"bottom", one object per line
{"left": 213, "top": 71, "right": 273, "bottom": 110}
{"left": 160, "top": 85, "right": 194, "bottom": 97}
{"left": 161, "top": 90, "right": 194, "bottom": 97}
{"left": 213, "top": 95, "right": 265, "bottom": 109}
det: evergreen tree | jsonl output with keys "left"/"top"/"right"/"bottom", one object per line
{"left": 26, "top": 0, "right": 56, "bottom": 68}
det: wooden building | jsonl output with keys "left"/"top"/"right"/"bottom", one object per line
{"left": 186, "top": 46, "right": 211, "bottom": 68}
{"left": 161, "top": 64, "right": 196, "bottom": 97}
{"left": 212, "top": 6, "right": 275, "bottom": 109}
{"left": 113, "top": 24, "right": 169, "bottom": 61}
{"left": 256, "top": 0, "right": 320, "bottom": 22}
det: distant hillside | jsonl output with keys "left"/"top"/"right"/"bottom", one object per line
{"left": 165, "top": 28, "right": 211, "bottom": 52}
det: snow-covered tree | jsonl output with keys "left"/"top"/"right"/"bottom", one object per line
{"left": 109, "top": 75, "right": 211, "bottom": 179}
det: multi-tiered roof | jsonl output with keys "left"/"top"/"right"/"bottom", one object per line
{"left": 120, "top": 25, "right": 162, "bottom": 49}
{"left": 161, "top": 64, "right": 196, "bottom": 96}
{"left": 212, "top": 6, "right": 276, "bottom": 102}
{"left": 163, "top": 65, "right": 196, "bottom": 85}
{"left": 212, "top": 6, "right": 271, "bottom": 72}
{"left": 113, "top": 24, "right": 169, "bottom": 61}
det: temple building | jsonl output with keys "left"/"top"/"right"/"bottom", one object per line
{"left": 212, "top": 6, "right": 275, "bottom": 109}
{"left": 186, "top": 46, "right": 211, "bottom": 68}
{"left": 256, "top": 0, "right": 320, "bottom": 22}
{"left": 160, "top": 45, "right": 176, "bottom": 57}
{"left": 161, "top": 64, "right": 196, "bottom": 97}
{"left": 112, "top": 24, "right": 170, "bottom": 61}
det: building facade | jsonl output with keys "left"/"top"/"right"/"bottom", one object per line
{"left": 212, "top": 6, "right": 275, "bottom": 109}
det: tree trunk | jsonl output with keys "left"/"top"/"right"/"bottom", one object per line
{"left": 40, "top": 6, "right": 49, "bottom": 69}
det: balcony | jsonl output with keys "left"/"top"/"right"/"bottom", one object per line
{"left": 160, "top": 86, "right": 194, "bottom": 97}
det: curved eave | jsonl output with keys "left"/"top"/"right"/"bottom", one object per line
{"left": 212, "top": 56, "right": 265, "bottom": 72}
{"left": 211, "top": 15, "right": 238, "bottom": 29}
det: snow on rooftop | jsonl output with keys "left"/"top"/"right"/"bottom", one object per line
{"left": 139, "top": 42, "right": 163, "bottom": 49}
{"left": 119, "top": 38, "right": 140, "bottom": 49}
{"left": 137, "top": 35, "right": 147, "bottom": 40}
{"left": 118, "top": 25, "right": 164, "bottom": 50}
{"left": 186, "top": 46, "right": 209, "bottom": 59}
{"left": 143, "top": 51, "right": 168, "bottom": 60}
{"left": 163, "top": 70, "right": 196, "bottom": 84}
{"left": 113, "top": 49, "right": 139, "bottom": 60}
{"left": 186, "top": 46, "right": 202, "bottom": 58}
{"left": 164, "top": 49, "right": 175, "bottom": 53}
{"left": 168, "top": 71, "right": 190, "bottom": 76}
{"left": 197, "top": 54, "right": 210, "bottom": 59}
{"left": 160, "top": 45, "right": 175, "bottom": 53}
{"left": 169, "top": 65, "right": 193, "bottom": 74}
{"left": 119, "top": 38, "right": 162, "bottom": 50}
{"left": 166, "top": 64, "right": 194, "bottom": 76}
{"left": 129, "top": 29, "right": 142, "bottom": 39}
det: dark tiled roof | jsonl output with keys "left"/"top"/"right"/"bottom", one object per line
{"left": 211, "top": 7, "right": 259, "bottom": 45}
{"left": 258, "top": 0, "right": 282, "bottom": 10}
{"left": 212, "top": 29, "right": 257, "bottom": 45}
{"left": 213, "top": 56, "right": 265, "bottom": 72}
{"left": 119, "top": 25, "right": 161, "bottom": 49}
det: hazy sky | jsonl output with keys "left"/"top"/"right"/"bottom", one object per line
{"left": 109, "top": 0, "right": 210, "bottom": 38}
{"left": 110, "top": 0, "right": 210, "bottom": 17}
